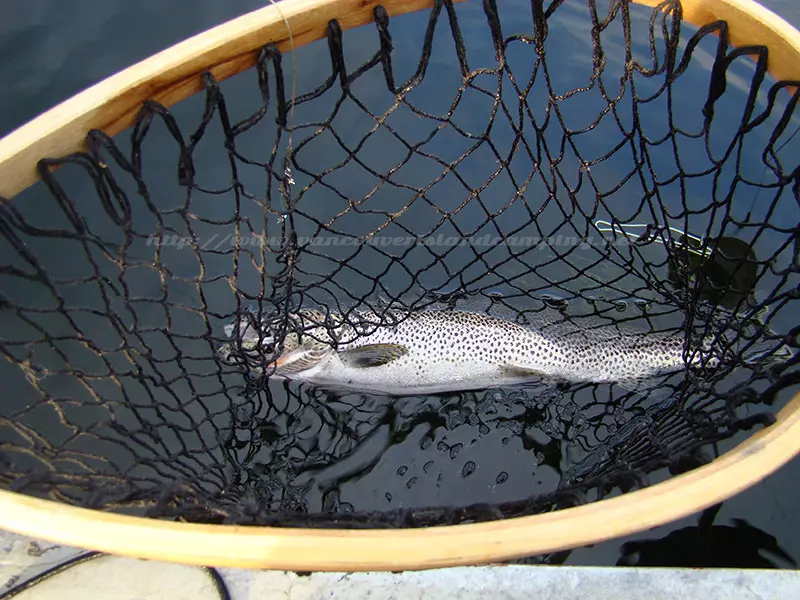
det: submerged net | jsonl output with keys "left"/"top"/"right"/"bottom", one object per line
{"left": 0, "top": 0, "right": 798, "bottom": 534}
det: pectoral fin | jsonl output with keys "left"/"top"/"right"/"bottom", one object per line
{"left": 502, "top": 364, "right": 546, "bottom": 378}
{"left": 338, "top": 343, "right": 408, "bottom": 368}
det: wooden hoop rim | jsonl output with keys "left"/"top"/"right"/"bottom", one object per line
{"left": 0, "top": 0, "right": 799, "bottom": 200}
{"left": 0, "top": 392, "right": 798, "bottom": 570}
{"left": 0, "top": 0, "right": 798, "bottom": 570}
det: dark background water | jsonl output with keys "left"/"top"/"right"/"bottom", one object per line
{"left": 0, "top": 0, "right": 799, "bottom": 569}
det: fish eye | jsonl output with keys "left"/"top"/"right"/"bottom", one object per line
{"left": 260, "top": 336, "right": 276, "bottom": 354}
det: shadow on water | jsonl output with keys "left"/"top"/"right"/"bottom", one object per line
{"left": 617, "top": 503, "right": 797, "bottom": 569}
{"left": 667, "top": 235, "right": 760, "bottom": 312}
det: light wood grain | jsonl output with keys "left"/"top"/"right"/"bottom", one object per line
{"left": 0, "top": 390, "right": 798, "bottom": 570}
{"left": 0, "top": 0, "right": 799, "bottom": 200}
{"left": 0, "top": 0, "right": 798, "bottom": 571}
{"left": 637, "top": 0, "right": 800, "bottom": 88}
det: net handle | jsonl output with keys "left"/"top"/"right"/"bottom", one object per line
{"left": 0, "top": 391, "right": 798, "bottom": 570}
{"left": 0, "top": 0, "right": 798, "bottom": 200}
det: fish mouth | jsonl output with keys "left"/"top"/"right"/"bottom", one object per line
{"left": 274, "top": 354, "right": 293, "bottom": 369}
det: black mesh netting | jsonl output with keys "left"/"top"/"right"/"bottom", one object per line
{"left": 0, "top": 0, "right": 798, "bottom": 531}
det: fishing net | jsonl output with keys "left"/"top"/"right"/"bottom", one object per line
{"left": 0, "top": 0, "right": 798, "bottom": 544}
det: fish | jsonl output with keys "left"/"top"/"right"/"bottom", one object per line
{"left": 217, "top": 307, "right": 719, "bottom": 396}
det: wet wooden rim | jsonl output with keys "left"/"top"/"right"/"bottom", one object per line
{"left": 0, "top": 0, "right": 798, "bottom": 570}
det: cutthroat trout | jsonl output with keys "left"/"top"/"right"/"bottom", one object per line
{"left": 219, "top": 307, "right": 715, "bottom": 395}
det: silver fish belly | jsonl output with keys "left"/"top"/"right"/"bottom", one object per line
{"left": 219, "top": 309, "right": 699, "bottom": 395}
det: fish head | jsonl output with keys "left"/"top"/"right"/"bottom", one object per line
{"left": 271, "top": 331, "right": 333, "bottom": 375}
{"left": 220, "top": 308, "right": 339, "bottom": 375}
{"left": 274, "top": 309, "right": 343, "bottom": 374}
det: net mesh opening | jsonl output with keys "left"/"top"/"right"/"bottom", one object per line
{"left": 0, "top": 0, "right": 798, "bottom": 531}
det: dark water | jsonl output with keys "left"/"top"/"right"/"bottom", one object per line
{"left": 1, "top": 0, "right": 799, "bottom": 569}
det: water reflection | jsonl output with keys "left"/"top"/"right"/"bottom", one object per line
{"left": 181, "top": 353, "right": 769, "bottom": 525}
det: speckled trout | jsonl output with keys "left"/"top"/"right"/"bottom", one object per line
{"left": 218, "top": 308, "right": 714, "bottom": 395}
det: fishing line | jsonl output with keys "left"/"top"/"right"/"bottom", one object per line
{"left": 266, "top": 0, "right": 297, "bottom": 186}
{"left": 0, "top": 551, "right": 231, "bottom": 599}
{"left": 0, "top": 552, "right": 104, "bottom": 600}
